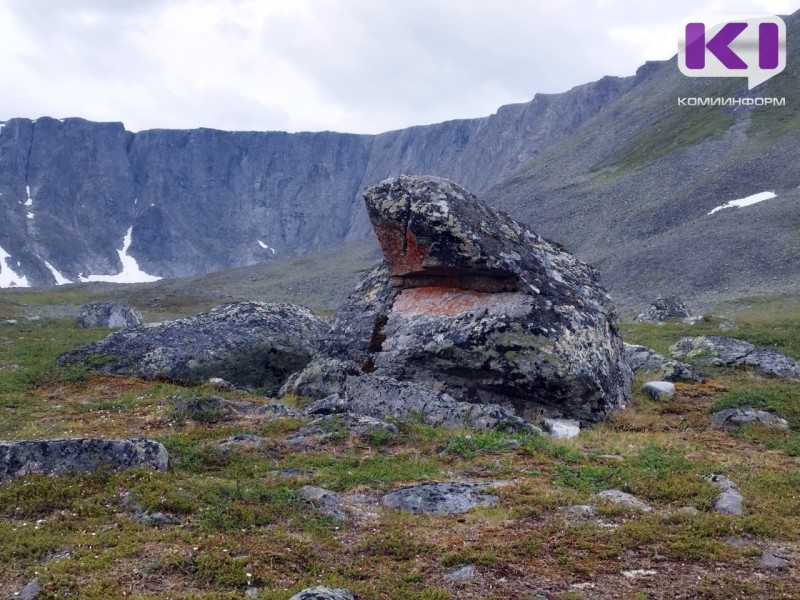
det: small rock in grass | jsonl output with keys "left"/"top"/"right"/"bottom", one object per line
{"left": 564, "top": 504, "right": 597, "bottom": 519}
{"left": 710, "top": 407, "right": 789, "bottom": 432}
{"left": 289, "top": 587, "right": 355, "bottom": 600}
{"left": 642, "top": 381, "right": 675, "bottom": 401}
{"left": 445, "top": 564, "right": 476, "bottom": 582}
{"left": 759, "top": 552, "right": 790, "bottom": 569}
{"left": 383, "top": 482, "right": 498, "bottom": 515}
{"left": 708, "top": 474, "right": 744, "bottom": 515}
{"left": 678, "top": 506, "right": 699, "bottom": 516}
{"left": 298, "top": 485, "right": 347, "bottom": 522}
{"left": 18, "top": 579, "right": 42, "bottom": 600}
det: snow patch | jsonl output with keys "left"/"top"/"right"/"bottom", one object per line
{"left": 25, "top": 185, "right": 32, "bottom": 205}
{"left": 708, "top": 191, "right": 777, "bottom": 215}
{"left": 26, "top": 212, "right": 34, "bottom": 219}
{"left": 0, "top": 245, "right": 30, "bottom": 288}
{"left": 0, "top": 122, "right": 4, "bottom": 134}
{"left": 79, "top": 227, "right": 161, "bottom": 284}
{"left": 43, "top": 260, "right": 72, "bottom": 285}
{"left": 257, "top": 240, "right": 276, "bottom": 254}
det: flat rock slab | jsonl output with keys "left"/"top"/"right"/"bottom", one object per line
{"left": 0, "top": 438, "right": 167, "bottom": 483}
{"left": 641, "top": 381, "right": 676, "bottom": 401}
{"left": 759, "top": 552, "right": 791, "bottom": 569}
{"left": 711, "top": 407, "right": 789, "bottom": 432}
{"left": 543, "top": 418, "right": 580, "bottom": 439}
{"left": 289, "top": 587, "right": 355, "bottom": 600}
{"left": 60, "top": 301, "right": 326, "bottom": 393}
{"left": 708, "top": 474, "right": 744, "bottom": 515}
{"left": 596, "top": 489, "right": 653, "bottom": 512}
{"left": 382, "top": 482, "right": 498, "bottom": 515}
{"left": 298, "top": 485, "right": 347, "bottom": 522}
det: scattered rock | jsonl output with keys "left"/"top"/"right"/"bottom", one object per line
{"left": 678, "top": 506, "right": 700, "bottom": 516}
{"left": 18, "top": 578, "right": 42, "bottom": 600}
{"left": 289, "top": 587, "right": 355, "bottom": 600}
{"left": 670, "top": 336, "right": 800, "bottom": 380}
{"left": 245, "top": 588, "right": 260, "bottom": 598}
{"left": 2, "top": 319, "right": 19, "bottom": 325}
{"left": 120, "top": 491, "right": 181, "bottom": 526}
{"left": 718, "top": 321, "right": 735, "bottom": 330}
{"left": 303, "top": 394, "right": 349, "bottom": 416}
{"left": 635, "top": 296, "right": 691, "bottom": 323}
{"left": 445, "top": 564, "right": 476, "bottom": 582}
{"left": 167, "top": 395, "right": 300, "bottom": 423}
{"left": 725, "top": 536, "right": 753, "bottom": 548}
{"left": 298, "top": 485, "right": 347, "bottom": 522}
{"left": 542, "top": 418, "right": 580, "bottom": 439}
{"left": 0, "top": 438, "right": 167, "bottom": 483}
{"left": 708, "top": 474, "right": 744, "bottom": 515}
{"left": 759, "top": 552, "right": 790, "bottom": 569}
{"left": 60, "top": 302, "right": 327, "bottom": 392}
{"left": 711, "top": 407, "right": 789, "bottom": 432}
{"left": 284, "top": 413, "right": 398, "bottom": 448}
{"left": 345, "top": 374, "right": 534, "bottom": 432}
{"left": 302, "top": 175, "right": 630, "bottom": 425}
{"left": 76, "top": 302, "right": 143, "bottom": 329}
{"left": 623, "top": 343, "right": 702, "bottom": 382}
{"left": 382, "top": 482, "right": 498, "bottom": 515}
{"left": 596, "top": 490, "right": 653, "bottom": 512}
{"left": 207, "top": 377, "right": 235, "bottom": 390}
{"left": 621, "top": 569, "right": 657, "bottom": 578}
{"left": 596, "top": 454, "right": 624, "bottom": 462}
{"left": 641, "top": 381, "right": 676, "bottom": 401}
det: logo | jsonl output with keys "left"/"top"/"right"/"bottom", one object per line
{"left": 678, "top": 16, "right": 786, "bottom": 89}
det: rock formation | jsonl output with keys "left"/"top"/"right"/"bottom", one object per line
{"left": 670, "top": 336, "right": 800, "bottom": 380}
{"left": 60, "top": 301, "right": 326, "bottom": 392}
{"left": 292, "top": 176, "right": 630, "bottom": 424}
{"left": 76, "top": 301, "right": 143, "bottom": 329}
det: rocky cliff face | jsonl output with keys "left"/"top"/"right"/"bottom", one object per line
{"left": 0, "top": 72, "right": 634, "bottom": 288}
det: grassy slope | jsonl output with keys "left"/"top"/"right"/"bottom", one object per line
{"left": 0, "top": 299, "right": 798, "bottom": 598}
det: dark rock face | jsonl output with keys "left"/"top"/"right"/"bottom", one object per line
{"left": 76, "top": 302, "right": 143, "bottom": 329}
{"left": 0, "top": 438, "right": 167, "bottom": 483}
{"left": 670, "top": 336, "right": 800, "bottom": 380}
{"left": 382, "top": 482, "right": 498, "bottom": 515}
{"left": 623, "top": 343, "right": 702, "bottom": 382}
{"left": 320, "top": 176, "right": 630, "bottom": 424}
{"left": 634, "top": 297, "right": 691, "bottom": 323}
{"left": 59, "top": 302, "right": 326, "bottom": 392}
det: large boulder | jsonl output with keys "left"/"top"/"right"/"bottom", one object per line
{"left": 300, "top": 176, "right": 630, "bottom": 424}
{"left": 59, "top": 302, "right": 326, "bottom": 392}
{"left": 0, "top": 438, "right": 167, "bottom": 483}
{"left": 76, "top": 302, "right": 143, "bottom": 329}
{"left": 634, "top": 296, "right": 692, "bottom": 323}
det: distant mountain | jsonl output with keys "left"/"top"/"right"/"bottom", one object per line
{"left": 1, "top": 9, "right": 799, "bottom": 312}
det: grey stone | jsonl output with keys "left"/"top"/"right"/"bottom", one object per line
{"left": 0, "top": 438, "right": 167, "bottom": 483}
{"left": 718, "top": 321, "right": 735, "bottom": 330}
{"left": 345, "top": 374, "right": 534, "bottom": 432}
{"left": 280, "top": 358, "right": 362, "bottom": 400}
{"left": 76, "top": 302, "right": 143, "bottom": 329}
{"left": 670, "top": 336, "right": 800, "bottom": 380}
{"left": 311, "top": 176, "right": 630, "bottom": 424}
{"left": 564, "top": 504, "right": 597, "bottom": 519}
{"left": 382, "top": 482, "right": 498, "bottom": 515}
{"left": 596, "top": 490, "right": 653, "bottom": 512}
{"left": 725, "top": 536, "right": 753, "bottom": 548}
{"left": 245, "top": 588, "right": 260, "bottom": 598}
{"left": 623, "top": 343, "right": 702, "bottom": 383}
{"left": 711, "top": 407, "right": 789, "bottom": 432}
{"left": 641, "top": 381, "right": 676, "bottom": 401}
{"left": 445, "top": 564, "right": 476, "bottom": 581}
{"left": 216, "top": 434, "right": 269, "bottom": 453}
{"left": 759, "top": 552, "right": 790, "bottom": 569}
{"left": 298, "top": 485, "right": 347, "bottom": 522}
{"left": 121, "top": 492, "right": 181, "bottom": 527}
{"left": 303, "top": 394, "right": 349, "bottom": 416}
{"left": 634, "top": 297, "right": 691, "bottom": 323}
{"left": 543, "top": 418, "right": 580, "bottom": 439}
{"left": 289, "top": 587, "right": 355, "bottom": 600}
{"left": 678, "top": 506, "right": 700, "bottom": 516}
{"left": 708, "top": 474, "right": 744, "bottom": 515}
{"left": 59, "top": 302, "right": 326, "bottom": 393}
{"left": 18, "top": 578, "right": 42, "bottom": 600}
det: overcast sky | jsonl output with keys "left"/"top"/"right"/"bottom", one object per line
{"left": 0, "top": 0, "right": 796, "bottom": 134}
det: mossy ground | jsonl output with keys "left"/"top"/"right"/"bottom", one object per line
{"left": 0, "top": 311, "right": 798, "bottom": 599}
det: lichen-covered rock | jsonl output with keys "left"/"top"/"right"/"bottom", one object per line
{"left": 596, "top": 489, "right": 653, "bottom": 512}
{"left": 0, "top": 438, "right": 167, "bottom": 483}
{"left": 305, "top": 176, "right": 630, "bottom": 424}
{"left": 382, "top": 482, "right": 498, "bottom": 515}
{"left": 708, "top": 474, "right": 744, "bottom": 515}
{"left": 670, "top": 336, "right": 800, "bottom": 380}
{"left": 634, "top": 296, "right": 691, "bottom": 323}
{"left": 623, "top": 343, "right": 702, "bottom": 382}
{"left": 167, "top": 395, "right": 300, "bottom": 423}
{"left": 280, "top": 358, "right": 361, "bottom": 399}
{"left": 76, "top": 302, "right": 143, "bottom": 329}
{"left": 60, "top": 302, "right": 326, "bottom": 392}
{"left": 298, "top": 485, "right": 347, "bottom": 521}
